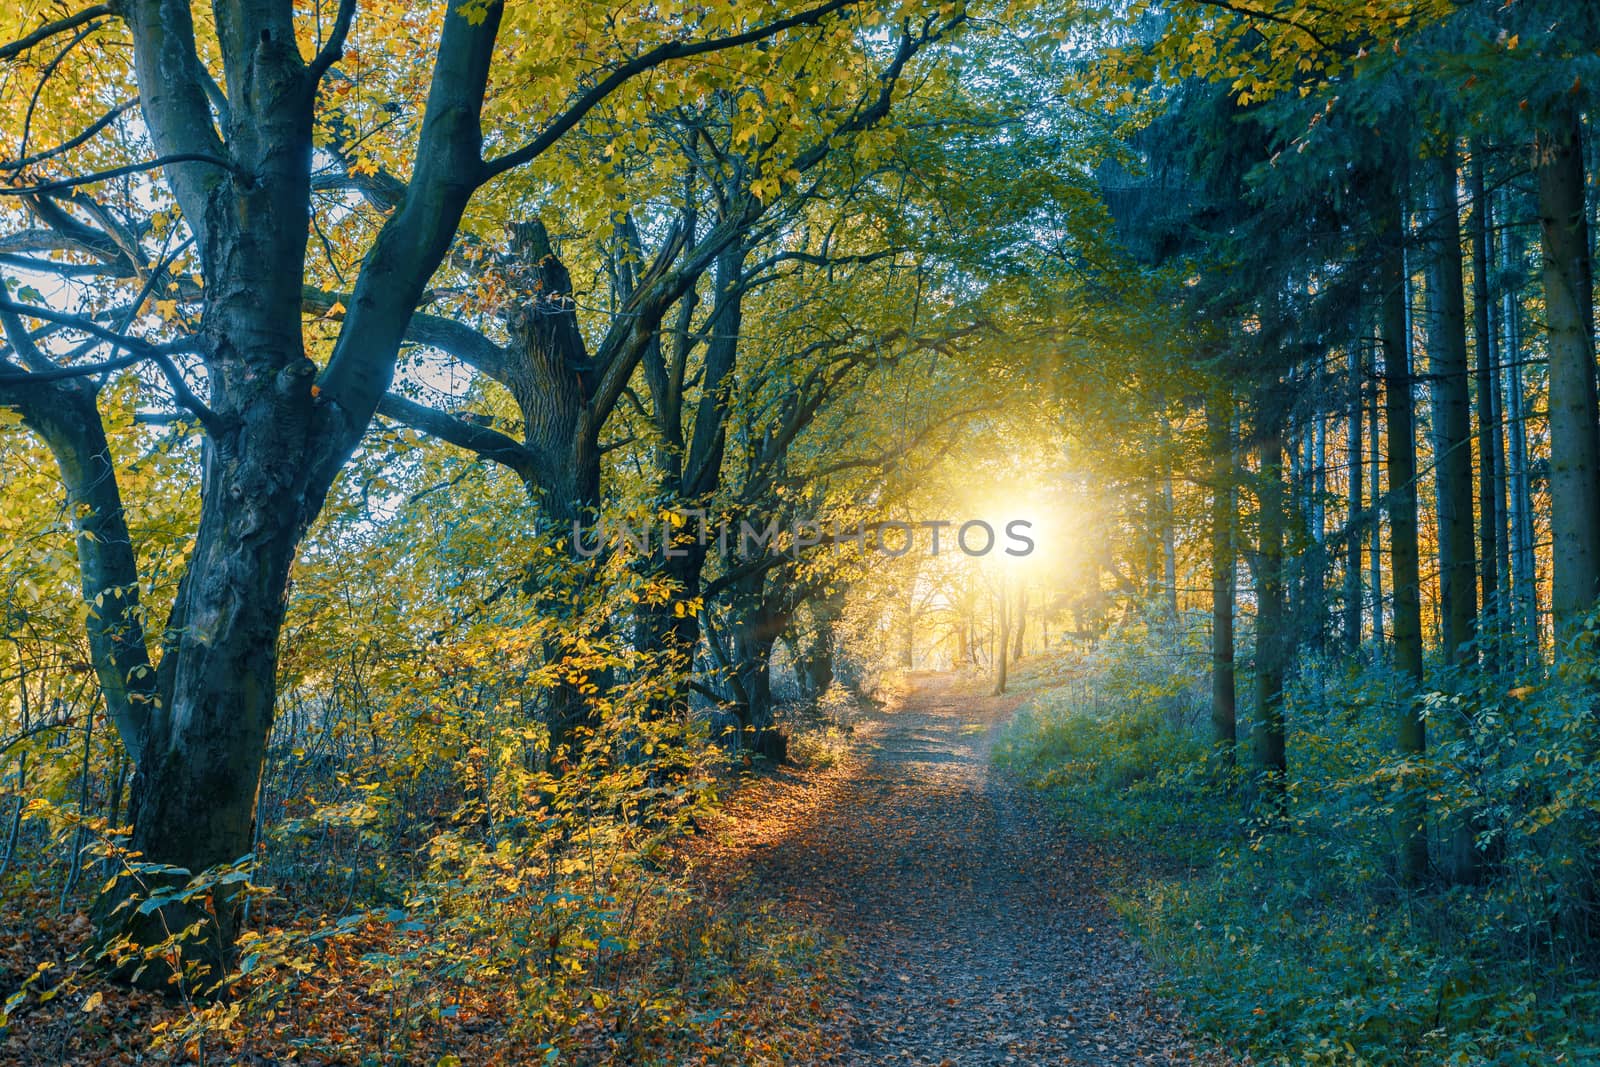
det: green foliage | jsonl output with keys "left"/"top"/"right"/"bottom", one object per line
{"left": 999, "top": 633, "right": 1600, "bottom": 1066}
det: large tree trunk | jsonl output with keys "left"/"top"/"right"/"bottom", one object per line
{"left": 502, "top": 221, "right": 613, "bottom": 759}
{"left": 121, "top": 483, "right": 305, "bottom": 969}
{"left": 1425, "top": 144, "right": 1481, "bottom": 885}
{"left": 1470, "top": 148, "right": 1506, "bottom": 666}
{"left": 94, "top": 0, "right": 326, "bottom": 979}
{"left": 724, "top": 581, "right": 788, "bottom": 762}
{"left": 1381, "top": 197, "right": 1429, "bottom": 886}
{"left": 0, "top": 371, "right": 157, "bottom": 759}
{"left": 1208, "top": 392, "right": 1238, "bottom": 764}
{"left": 1425, "top": 144, "right": 1479, "bottom": 671}
{"left": 82, "top": 0, "right": 503, "bottom": 981}
{"left": 1501, "top": 189, "right": 1539, "bottom": 666}
{"left": 635, "top": 242, "right": 748, "bottom": 721}
{"left": 1539, "top": 107, "right": 1600, "bottom": 642}
{"left": 795, "top": 609, "right": 837, "bottom": 701}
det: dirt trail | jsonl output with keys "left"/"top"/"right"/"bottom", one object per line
{"left": 713, "top": 673, "right": 1221, "bottom": 1065}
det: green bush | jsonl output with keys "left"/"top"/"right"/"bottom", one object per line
{"left": 996, "top": 624, "right": 1600, "bottom": 1066}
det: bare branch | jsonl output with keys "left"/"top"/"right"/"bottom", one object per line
{"left": 0, "top": 100, "right": 137, "bottom": 172}
{"left": 0, "top": 294, "right": 198, "bottom": 381}
{"left": 0, "top": 4, "right": 112, "bottom": 62}
{"left": 308, "top": 0, "right": 359, "bottom": 82}
{"left": 480, "top": 0, "right": 861, "bottom": 182}
{"left": 304, "top": 286, "right": 511, "bottom": 383}
{"left": 0, "top": 153, "right": 234, "bottom": 197}
{"left": 376, "top": 393, "right": 535, "bottom": 478}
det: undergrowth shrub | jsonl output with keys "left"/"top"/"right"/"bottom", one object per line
{"left": 2, "top": 508, "right": 848, "bottom": 1065}
{"left": 996, "top": 615, "right": 1600, "bottom": 1066}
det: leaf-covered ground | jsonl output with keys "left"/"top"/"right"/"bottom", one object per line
{"left": 699, "top": 673, "right": 1229, "bottom": 1065}
{"left": 3, "top": 674, "right": 1225, "bottom": 1064}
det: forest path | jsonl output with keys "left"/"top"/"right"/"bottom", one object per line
{"left": 709, "top": 673, "right": 1219, "bottom": 1065}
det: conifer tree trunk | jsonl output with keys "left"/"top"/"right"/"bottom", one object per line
{"left": 1381, "top": 192, "right": 1429, "bottom": 885}
{"left": 1311, "top": 407, "right": 1328, "bottom": 650}
{"left": 1425, "top": 145, "right": 1483, "bottom": 884}
{"left": 1253, "top": 409, "right": 1288, "bottom": 809}
{"left": 1345, "top": 337, "right": 1365, "bottom": 650}
{"left": 1208, "top": 393, "right": 1238, "bottom": 762}
{"left": 1539, "top": 107, "right": 1600, "bottom": 641}
{"left": 1501, "top": 189, "right": 1539, "bottom": 665}
{"left": 1368, "top": 352, "right": 1386, "bottom": 653}
{"left": 1470, "top": 149, "right": 1505, "bottom": 665}
{"left": 1425, "top": 145, "right": 1479, "bottom": 670}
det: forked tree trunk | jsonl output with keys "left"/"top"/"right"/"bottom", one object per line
{"left": 84, "top": 0, "right": 502, "bottom": 981}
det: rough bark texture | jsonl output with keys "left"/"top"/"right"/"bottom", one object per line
{"left": 723, "top": 573, "right": 790, "bottom": 761}
{"left": 1381, "top": 200, "right": 1429, "bottom": 885}
{"left": 633, "top": 241, "right": 750, "bottom": 721}
{"left": 90, "top": 0, "right": 501, "bottom": 976}
{"left": 1424, "top": 146, "right": 1478, "bottom": 670}
{"left": 1425, "top": 145, "right": 1481, "bottom": 885}
{"left": 1469, "top": 150, "right": 1505, "bottom": 658}
{"left": 1501, "top": 190, "right": 1539, "bottom": 664}
{"left": 1539, "top": 108, "right": 1600, "bottom": 642}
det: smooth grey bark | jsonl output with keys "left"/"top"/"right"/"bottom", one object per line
{"left": 0, "top": 329, "right": 157, "bottom": 758}
{"left": 80, "top": 0, "right": 506, "bottom": 980}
